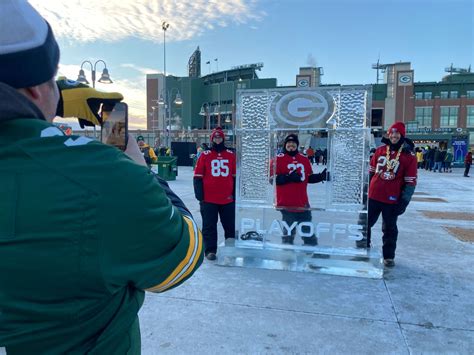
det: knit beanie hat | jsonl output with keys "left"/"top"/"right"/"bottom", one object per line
{"left": 388, "top": 122, "right": 406, "bottom": 137}
{"left": 211, "top": 127, "right": 225, "bottom": 141}
{"left": 0, "top": 0, "right": 60, "bottom": 89}
{"left": 284, "top": 134, "right": 299, "bottom": 148}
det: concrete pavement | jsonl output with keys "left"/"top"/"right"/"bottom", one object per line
{"left": 139, "top": 167, "right": 474, "bottom": 354}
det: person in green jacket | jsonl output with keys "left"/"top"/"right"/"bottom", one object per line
{"left": 0, "top": 1, "right": 203, "bottom": 353}
{"left": 444, "top": 148, "right": 454, "bottom": 173}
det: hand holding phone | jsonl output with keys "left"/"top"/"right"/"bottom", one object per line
{"left": 101, "top": 102, "right": 128, "bottom": 151}
{"left": 124, "top": 136, "right": 147, "bottom": 167}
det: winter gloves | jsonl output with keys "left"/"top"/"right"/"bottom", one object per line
{"left": 396, "top": 185, "right": 415, "bottom": 215}
{"left": 308, "top": 168, "right": 327, "bottom": 184}
{"left": 276, "top": 169, "right": 329, "bottom": 185}
{"left": 55, "top": 77, "right": 123, "bottom": 128}
{"left": 276, "top": 170, "right": 302, "bottom": 185}
{"left": 193, "top": 177, "right": 204, "bottom": 201}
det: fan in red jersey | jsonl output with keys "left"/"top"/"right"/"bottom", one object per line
{"left": 270, "top": 134, "right": 327, "bottom": 246}
{"left": 368, "top": 121, "right": 417, "bottom": 267}
{"left": 194, "top": 127, "right": 236, "bottom": 260}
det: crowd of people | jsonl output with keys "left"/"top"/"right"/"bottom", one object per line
{"left": 300, "top": 146, "right": 328, "bottom": 165}
{"left": 415, "top": 145, "right": 472, "bottom": 177}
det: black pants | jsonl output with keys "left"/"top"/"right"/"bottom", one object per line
{"left": 200, "top": 201, "right": 235, "bottom": 254}
{"left": 465, "top": 163, "right": 471, "bottom": 176}
{"left": 280, "top": 210, "right": 316, "bottom": 244}
{"left": 367, "top": 199, "right": 399, "bottom": 259}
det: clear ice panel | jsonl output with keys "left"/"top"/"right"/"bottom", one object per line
{"left": 327, "top": 128, "right": 371, "bottom": 210}
{"left": 231, "top": 87, "right": 381, "bottom": 278}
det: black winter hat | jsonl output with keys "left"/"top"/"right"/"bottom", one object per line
{"left": 283, "top": 134, "right": 299, "bottom": 148}
{"left": 0, "top": 0, "right": 60, "bottom": 89}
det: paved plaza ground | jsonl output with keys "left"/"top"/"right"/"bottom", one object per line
{"left": 139, "top": 166, "right": 474, "bottom": 354}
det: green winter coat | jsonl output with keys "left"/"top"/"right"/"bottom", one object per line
{"left": 444, "top": 152, "right": 453, "bottom": 163}
{"left": 0, "top": 83, "right": 203, "bottom": 354}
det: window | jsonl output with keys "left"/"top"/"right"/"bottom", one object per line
{"left": 467, "top": 91, "right": 474, "bottom": 99}
{"left": 450, "top": 91, "right": 458, "bottom": 99}
{"left": 415, "top": 92, "right": 423, "bottom": 100}
{"left": 424, "top": 92, "right": 432, "bottom": 99}
{"left": 440, "top": 91, "right": 449, "bottom": 99}
{"left": 440, "top": 106, "right": 458, "bottom": 127}
{"left": 467, "top": 106, "right": 474, "bottom": 127}
{"left": 415, "top": 107, "right": 432, "bottom": 127}
{"left": 406, "top": 121, "right": 418, "bottom": 131}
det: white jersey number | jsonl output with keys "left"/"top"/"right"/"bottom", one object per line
{"left": 211, "top": 159, "right": 230, "bottom": 177}
{"left": 287, "top": 163, "right": 305, "bottom": 181}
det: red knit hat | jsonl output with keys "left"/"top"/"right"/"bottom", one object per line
{"left": 211, "top": 127, "right": 225, "bottom": 141}
{"left": 388, "top": 122, "right": 406, "bottom": 137}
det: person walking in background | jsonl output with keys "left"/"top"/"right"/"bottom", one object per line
{"left": 315, "top": 148, "right": 323, "bottom": 165}
{"left": 193, "top": 127, "right": 236, "bottom": 260}
{"left": 433, "top": 147, "right": 443, "bottom": 172}
{"left": 416, "top": 147, "right": 424, "bottom": 169}
{"left": 137, "top": 135, "right": 157, "bottom": 167}
{"left": 444, "top": 148, "right": 453, "bottom": 173}
{"left": 423, "top": 147, "right": 430, "bottom": 170}
{"left": 439, "top": 148, "right": 447, "bottom": 172}
{"left": 464, "top": 151, "right": 472, "bottom": 177}
{"left": 306, "top": 146, "right": 315, "bottom": 164}
{"left": 367, "top": 122, "right": 417, "bottom": 267}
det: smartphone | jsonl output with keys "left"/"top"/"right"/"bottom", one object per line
{"left": 101, "top": 102, "right": 128, "bottom": 151}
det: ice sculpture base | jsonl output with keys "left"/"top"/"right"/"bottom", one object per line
{"left": 217, "top": 240, "right": 384, "bottom": 279}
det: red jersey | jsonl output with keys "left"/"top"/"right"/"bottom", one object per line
{"left": 194, "top": 149, "right": 236, "bottom": 204}
{"left": 270, "top": 152, "right": 313, "bottom": 209}
{"left": 369, "top": 145, "right": 417, "bottom": 204}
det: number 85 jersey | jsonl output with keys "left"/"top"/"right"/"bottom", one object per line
{"left": 194, "top": 149, "right": 236, "bottom": 204}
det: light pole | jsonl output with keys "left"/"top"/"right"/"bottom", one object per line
{"left": 162, "top": 21, "right": 169, "bottom": 80}
{"left": 199, "top": 102, "right": 212, "bottom": 130}
{"left": 151, "top": 106, "right": 159, "bottom": 140}
{"left": 158, "top": 88, "right": 183, "bottom": 147}
{"left": 77, "top": 60, "right": 113, "bottom": 137}
{"left": 161, "top": 21, "right": 170, "bottom": 146}
{"left": 76, "top": 60, "right": 113, "bottom": 88}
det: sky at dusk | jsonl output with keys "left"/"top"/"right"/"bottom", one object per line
{"left": 31, "top": 0, "right": 473, "bottom": 128}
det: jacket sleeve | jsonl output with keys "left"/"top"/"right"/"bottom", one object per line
{"left": 193, "top": 177, "right": 204, "bottom": 201}
{"left": 308, "top": 169, "right": 326, "bottom": 184}
{"left": 368, "top": 149, "right": 379, "bottom": 185}
{"left": 369, "top": 150, "right": 377, "bottom": 175}
{"left": 149, "top": 147, "right": 157, "bottom": 163}
{"left": 154, "top": 173, "right": 191, "bottom": 216}
{"left": 100, "top": 152, "right": 203, "bottom": 293}
{"left": 403, "top": 153, "right": 418, "bottom": 188}
{"left": 193, "top": 154, "right": 205, "bottom": 201}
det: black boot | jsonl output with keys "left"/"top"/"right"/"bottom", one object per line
{"left": 303, "top": 236, "right": 318, "bottom": 246}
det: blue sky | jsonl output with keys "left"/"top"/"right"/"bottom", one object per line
{"left": 32, "top": 0, "right": 473, "bottom": 128}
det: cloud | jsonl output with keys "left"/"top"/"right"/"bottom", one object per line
{"left": 57, "top": 64, "right": 147, "bottom": 129}
{"left": 120, "top": 64, "right": 159, "bottom": 75}
{"left": 30, "top": 0, "right": 263, "bottom": 43}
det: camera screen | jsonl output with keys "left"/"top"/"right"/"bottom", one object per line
{"left": 101, "top": 102, "right": 128, "bottom": 151}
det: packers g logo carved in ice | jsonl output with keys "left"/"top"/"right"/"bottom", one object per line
{"left": 270, "top": 90, "right": 335, "bottom": 127}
